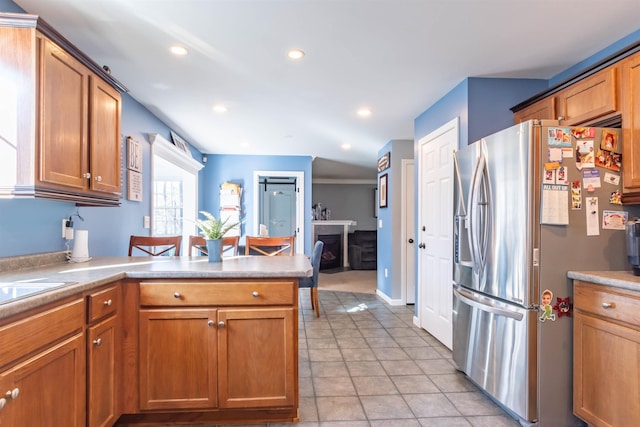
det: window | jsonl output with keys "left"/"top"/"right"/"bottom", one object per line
{"left": 150, "top": 133, "right": 203, "bottom": 254}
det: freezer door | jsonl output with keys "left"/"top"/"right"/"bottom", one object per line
{"left": 452, "top": 285, "right": 538, "bottom": 423}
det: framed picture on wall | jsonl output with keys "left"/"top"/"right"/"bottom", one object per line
{"left": 379, "top": 173, "right": 388, "bottom": 208}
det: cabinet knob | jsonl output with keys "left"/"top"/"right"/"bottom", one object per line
{"left": 83, "top": 172, "right": 91, "bottom": 179}
{"left": 218, "top": 321, "right": 226, "bottom": 328}
{"left": 103, "top": 299, "right": 112, "bottom": 306}
{"left": 252, "top": 291, "right": 259, "bottom": 297}
{"left": 601, "top": 302, "right": 615, "bottom": 309}
{"left": 557, "top": 116, "right": 565, "bottom": 121}
{"left": 173, "top": 292, "right": 181, "bottom": 299}
{"left": 95, "top": 175, "right": 103, "bottom": 182}
{"left": 93, "top": 338, "right": 102, "bottom": 346}
{"left": 208, "top": 320, "right": 214, "bottom": 326}
{"left": 0, "top": 397, "right": 6, "bottom": 410}
{"left": 5, "top": 388, "right": 19, "bottom": 400}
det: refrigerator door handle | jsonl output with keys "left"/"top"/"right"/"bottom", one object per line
{"left": 454, "top": 286, "right": 524, "bottom": 321}
{"left": 469, "top": 150, "right": 492, "bottom": 276}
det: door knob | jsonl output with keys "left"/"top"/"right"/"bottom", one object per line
{"left": 408, "top": 238, "right": 414, "bottom": 243}
{"left": 418, "top": 243, "right": 426, "bottom": 249}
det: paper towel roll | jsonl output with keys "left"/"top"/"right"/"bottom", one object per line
{"left": 70, "top": 229, "right": 90, "bottom": 262}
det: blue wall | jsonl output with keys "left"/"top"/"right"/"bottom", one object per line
{"left": 376, "top": 141, "right": 394, "bottom": 297}
{"left": 201, "top": 154, "right": 313, "bottom": 254}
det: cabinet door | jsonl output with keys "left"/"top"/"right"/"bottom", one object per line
{"left": 513, "top": 97, "right": 556, "bottom": 124}
{"left": 557, "top": 67, "right": 618, "bottom": 126}
{"left": 622, "top": 53, "right": 640, "bottom": 194}
{"left": 218, "top": 308, "right": 296, "bottom": 408}
{"left": 87, "top": 315, "right": 118, "bottom": 427}
{"left": 574, "top": 312, "right": 640, "bottom": 426}
{"left": 0, "top": 334, "right": 85, "bottom": 427}
{"left": 38, "top": 36, "right": 89, "bottom": 190}
{"left": 139, "top": 308, "right": 217, "bottom": 410}
{"left": 89, "top": 75, "right": 121, "bottom": 195}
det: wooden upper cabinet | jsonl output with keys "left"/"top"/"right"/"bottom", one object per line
{"left": 89, "top": 75, "right": 121, "bottom": 195}
{"left": 0, "top": 13, "right": 125, "bottom": 206}
{"left": 622, "top": 51, "right": 640, "bottom": 201}
{"left": 556, "top": 67, "right": 618, "bottom": 126}
{"left": 38, "top": 36, "right": 90, "bottom": 191}
{"left": 513, "top": 97, "right": 556, "bottom": 123}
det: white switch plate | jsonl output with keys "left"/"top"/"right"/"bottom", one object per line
{"left": 384, "top": 268, "right": 388, "bottom": 278}
{"left": 61, "top": 219, "right": 67, "bottom": 238}
{"left": 143, "top": 216, "right": 150, "bottom": 229}
{"left": 378, "top": 219, "right": 382, "bottom": 228}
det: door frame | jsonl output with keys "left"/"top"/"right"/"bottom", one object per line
{"left": 253, "top": 170, "right": 305, "bottom": 254}
{"left": 401, "top": 159, "right": 415, "bottom": 305}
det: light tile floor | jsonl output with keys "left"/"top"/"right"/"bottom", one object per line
{"left": 278, "top": 289, "right": 521, "bottom": 427}
{"left": 137, "top": 290, "right": 521, "bottom": 427}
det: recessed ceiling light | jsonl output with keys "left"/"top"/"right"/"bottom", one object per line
{"left": 213, "top": 105, "right": 227, "bottom": 113}
{"left": 287, "top": 49, "right": 305, "bottom": 60}
{"left": 357, "top": 108, "right": 372, "bottom": 117}
{"left": 341, "top": 143, "right": 352, "bottom": 150}
{"left": 170, "top": 45, "right": 188, "bottom": 56}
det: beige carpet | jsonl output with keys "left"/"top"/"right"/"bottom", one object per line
{"left": 317, "top": 269, "right": 377, "bottom": 294}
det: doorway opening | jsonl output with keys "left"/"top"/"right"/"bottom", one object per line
{"left": 253, "top": 171, "right": 304, "bottom": 254}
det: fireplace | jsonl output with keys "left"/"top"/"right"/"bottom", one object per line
{"left": 317, "top": 234, "right": 341, "bottom": 270}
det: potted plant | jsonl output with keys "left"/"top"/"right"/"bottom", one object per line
{"left": 194, "top": 211, "right": 241, "bottom": 262}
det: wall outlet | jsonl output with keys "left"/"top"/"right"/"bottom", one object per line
{"left": 384, "top": 268, "right": 388, "bottom": 278}
{"left": 143, "top": 215, "right": 150, "bottom": 229}
{"left": 378, "top": 219, "right": 383, "bottom": 228}
{"left": 61, "top": 219, "right": 67, "bottom": 238}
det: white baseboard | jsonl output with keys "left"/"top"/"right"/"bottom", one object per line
{"left": 376, "top": 289, "right": 404, "bottom": 306}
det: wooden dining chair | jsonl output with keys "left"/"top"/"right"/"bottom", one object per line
{"left": 189, "top": 235, "right": 240, "bottom": 256}
{"left": 245, "top": 236, "right": 295, "bottom": 256}
{"left": 128, "top": 235, "right": 182, "bottom": 256}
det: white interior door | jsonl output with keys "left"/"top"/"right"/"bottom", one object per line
{"left": 402, "top": 159, "right": 416, "bottom": 304}
{"left": 418, "top": 118, "right": 458, "bottom": 349}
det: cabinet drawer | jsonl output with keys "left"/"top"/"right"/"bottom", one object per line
{"left": 0, "top": 298, "right": 84, "bottom": 367}
{"left": 139, "top": 280, "right": 296, "bottom": 306}
{"left": 87, "top": 284, "right": 119, "bottom": 323}
{"left": 574, "top": 282, "right": 640, "bottom": 326}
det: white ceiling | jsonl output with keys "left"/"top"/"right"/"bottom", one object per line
{"left": 13, "top": 0, "right": 640, "bottom": 180}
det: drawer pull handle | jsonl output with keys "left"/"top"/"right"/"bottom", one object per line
{"left": 0, "top": 397, "right": 6, "bottom": 410}
{"left": 173, "top": 292, "right": 181, "bottom": 299}
{"left": 103, "top": 299, "right": 112, "bottom": 306}
{"left": 218, "top": 321, "right": 226, "bottom": 328}
{"left": 252, "top": 291, "right": 259, "bottom": 297}
{"left": 602, "top": 302, "right": 615, "bottom": 309}
{"left": 93, "top": 338, "right": 102, "bottom": 346}
{"left": 5, "top": 388, "right": 19, "bottom": 400}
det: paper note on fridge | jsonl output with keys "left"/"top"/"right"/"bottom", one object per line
{"left": 541, "top": 184, "right": 569, "bottom": 225}
{"left": 582, "top": 170, "right": 601, "bottom": 188}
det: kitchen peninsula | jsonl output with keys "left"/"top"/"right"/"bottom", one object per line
{"left": 0, "top": 253, "right": 311, "bottom": 427}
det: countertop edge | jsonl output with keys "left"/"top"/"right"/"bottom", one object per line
{"left": 0, "top": 256, "right": 312, "bottom": 321}
{"left": 568, "top": 270, "right": 640, "bottom": 292}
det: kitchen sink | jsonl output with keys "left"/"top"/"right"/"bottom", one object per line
{"left": 0, "top": 281, "right": 75, "bottom": 303}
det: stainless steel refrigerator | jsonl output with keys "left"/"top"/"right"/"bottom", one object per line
{"left": 452, "top": 120, "right": 636, "bottom": 426}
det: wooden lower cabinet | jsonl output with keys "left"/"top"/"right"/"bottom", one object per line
{"left": 87, "top": 315, "right": 119, "bottom": 427}
{"left": 129, "top": 279, "right": 299, "bottom": 425}
{"left": 138, "top": 307, "right": 296, "bottom": 411}
{"left": 218, "top": 308, "right": 296, "bottom": 408}
{"left": 139, "top": 308, "right": 218, "bottom": 410}
{"left": 573, "top": 281, "right": 640, "bottom": 427}
{"left": 0, "top": 333, "right": 85, "bottom": 427}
